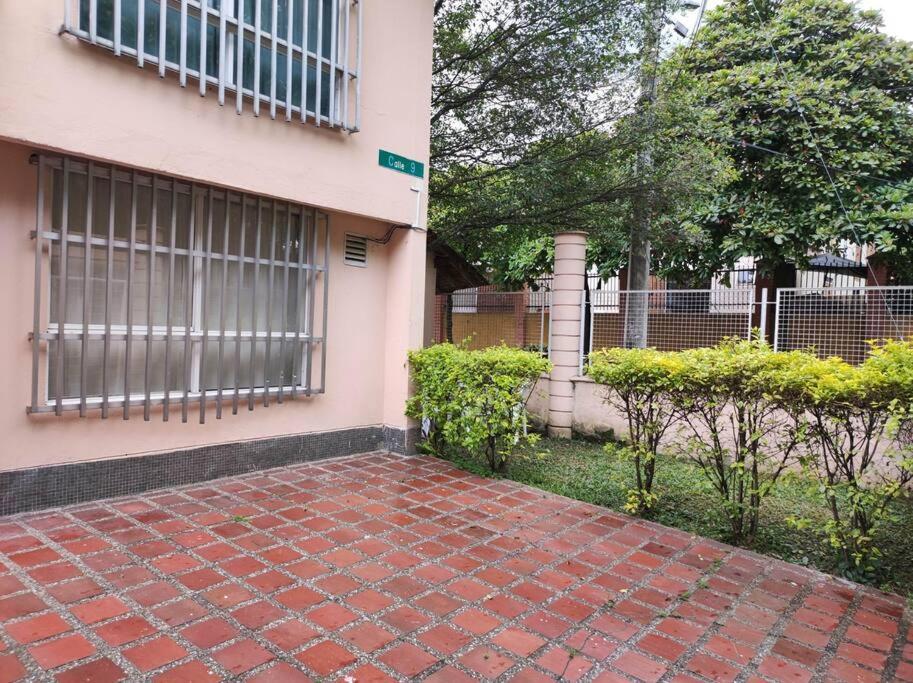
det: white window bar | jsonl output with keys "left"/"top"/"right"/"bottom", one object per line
{"left": 114, "top": 0, "right": 122, "bottom": 55}
{"left": 28, "top": 154, "right": 330, "bottom": 420}
{"left": 300, "top": 0, "right": 309, "bottom": 123}
{"left": 179, "top": 0, "right": 188, "bottom": 85}
{"left": 315, "top": 0, "right": 324, "bottom": 127}
{"left": 254, "top": 0, "right": 262, "bottom": 116}
{"left": 354, "top": 0, "right": 362, "bottom": 132}
{"left": 235, "top": 0, "right": 245, "bottom": 114}
{"left": 269, "top": 0, "right": 278, "bottom": 119}
{"left": 329, "top": 0, "right": 338, "bottom": 126}
{"left": 137, "top": 0, "right": 145, "bottom": 68}
{"left": 64, "top": 0, "right": 361, "bottom": 132}
{"left": 199, "top": 0, "right": 208, "bottom": 97}
{"left": 285, "top": 0, "right": 294, "bottom": 122}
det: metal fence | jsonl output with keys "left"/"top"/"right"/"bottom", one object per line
{"left": 432, "top": 291, "right": 550, "bottom": 354}
{"left": 587, "top": 288, "right": 763, "bottom": 364}
{"left": 774, "top": 286, "right": 913, "bottom": 364}
{"left": 434, "top": 284, "right": 913, "bottom": 368}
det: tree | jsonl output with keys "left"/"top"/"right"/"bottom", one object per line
{"left": 431, "top": 0, "right": 642, "bottom": 194}
{"left": 665, "top": 0, "right": 913, "bottom": 278}
{"left": 430, "top": 0, "right": 730, "bottom": 285}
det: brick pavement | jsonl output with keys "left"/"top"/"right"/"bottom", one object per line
{"left": 0, "top": 452, "right": 910, "bottom": 682}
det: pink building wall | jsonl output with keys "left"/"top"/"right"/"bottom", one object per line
{"left": 0, "top": 1, "right": 433, "bottom": 474}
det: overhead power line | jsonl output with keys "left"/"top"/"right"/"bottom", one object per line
{"left": 718, "top": 137, "right": 913, "bottom": 191}
{"left": 747, "top": 0, "right": 902, "bottom": 336}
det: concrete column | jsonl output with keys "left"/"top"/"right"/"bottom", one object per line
{"left": 382, "top": 226, "right": 428, "bottom": 452}
{"left": 548, "top": 232, "right": 587, "bottom": 438}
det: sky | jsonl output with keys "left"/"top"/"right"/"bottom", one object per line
{"left": 703, "top": 0, "right": 913, "bottom": 42}
{"left": 856, "top": 0, "right": 913, "bottom": 41}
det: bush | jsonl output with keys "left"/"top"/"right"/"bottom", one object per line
{"left": 777, "top": 341, "right": 913, "bottom": 576}
{"left": 669, "top": 338, "right": 809, "bottom": 544}
{"left": 588, "top": 347, "right": 682, "bottom": 514}
{"left": 406, "top": 344, "right": 551, "bottom": 472}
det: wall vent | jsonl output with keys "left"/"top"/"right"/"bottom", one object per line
{"left": 344, "top": 234, "right": 368, "bottom": 267}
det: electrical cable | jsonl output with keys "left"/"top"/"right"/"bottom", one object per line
{"left": 365, "top": 223, "right": 426, "bottom": 246}
{"left": 747, "top": 0, "right": 902, "bottom": 336}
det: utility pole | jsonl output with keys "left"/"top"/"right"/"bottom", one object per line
{"left": 624, "top": 0, "right": 664, "bottom": 349}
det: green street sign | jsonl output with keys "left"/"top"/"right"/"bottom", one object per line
{"left": 379, "top": 149, "right": 424, "bottom": 179}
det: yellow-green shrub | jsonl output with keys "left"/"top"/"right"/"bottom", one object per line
{"left": 775, "top": 341, "right": 913, "bottom": 575}
{"left": 406, "top": 344, "right": 551, "bottom": 472}
{"left": 669, "top": 339, "right": 811, "bottom": 544}
{"left": 588, "top": 347, "right": 682, "bottom": 513}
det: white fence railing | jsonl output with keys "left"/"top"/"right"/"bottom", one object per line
{"left": 436, "top": 285, "right": 913, "bottom": 368}
{"left": 774, "top": 286, "right": 913, "bottom": 365}
{"left": 587, "top": 288, "right": 764, "bottom": 358}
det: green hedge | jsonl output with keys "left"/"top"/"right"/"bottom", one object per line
{"left": 407, "top": 344, "right": 551, "bottom": 472}
{"left": 589, "top": 338, "right": 913, "bottom": 576}
{"left": 588, "top": 347, "right": 682, "bottom": 514}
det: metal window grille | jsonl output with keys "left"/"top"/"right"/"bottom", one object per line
{"left": 63, "top": 0, "right": 362, "bottom": 132}
{"left": 774, "top": 286, "right": 913, "bottom": 365}
{"left": 29, "top": 154, "right": 330, "bottom": 422}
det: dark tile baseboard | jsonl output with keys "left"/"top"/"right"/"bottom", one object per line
{"left": 0, "top": 425, "right": 419, "bottom": 515}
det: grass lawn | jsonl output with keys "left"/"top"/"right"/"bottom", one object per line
{"left": 432, "top": 437, "right": 913, "bottom": 602}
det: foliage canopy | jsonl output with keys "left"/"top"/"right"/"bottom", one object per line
{"left": 665, "top": 0, "right": 913, "bottom": 277}
{"left": 430, "top": 0, "right": 728, "bottom": 285}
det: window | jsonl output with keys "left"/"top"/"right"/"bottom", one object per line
{"left": 66, "top": 0, "right": 361, "bottom": 131}
{"left": 29, "top": 155, "right": 329, "bottom": 422}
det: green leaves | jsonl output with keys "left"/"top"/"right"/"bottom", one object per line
{"left": 589, "top": 347, "right": 684, "bottom": 514}
{"left": 430, "top": 1, "right": 730, "bottom": 285}
{"left": 585, "top": 336, "right": 913, "bottom": 560}
{"left": 407, "top": 344, "right": 551, "bottom": 472}
{"left": 668, "top": 0, "right": 913, "bottom": 276}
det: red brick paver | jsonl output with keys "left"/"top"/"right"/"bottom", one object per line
{"left": 0, "top": 452, "right": 909, "bottom": 681}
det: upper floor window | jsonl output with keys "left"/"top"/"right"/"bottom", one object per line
{"left": 65, "top": 0, "right": 361, "bottom": 131}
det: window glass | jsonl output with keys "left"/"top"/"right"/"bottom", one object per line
{"left": 240, "top": 38, "right": 328, "bottom": 117}
{"left": 79, "top": 0, "right": 337, "bottom": 120}
{"left": 79, "top": 0, "right": 219, "bottom": 77}
{"left": 45, "top": 165, "right": 316, "bottom": 401}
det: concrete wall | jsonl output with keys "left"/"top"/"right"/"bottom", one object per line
{"left": 0, "top": 1, "right": 434, "bottom": 227}
{"left": 423, "top": 254, "right": 438, "bottom": 347}
{"left": 525, "top": 376, "right": 627, "bottom": 439}
{"left": 0, "top": 0, "right": 433, "bottom": 472}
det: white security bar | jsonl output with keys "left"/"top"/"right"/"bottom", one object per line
{"left": 64, "top": 0, "right": 361, "bottom": 132}
{"left": 29, "top": 153, "right": 330, "bottom": 421}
